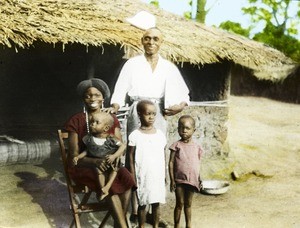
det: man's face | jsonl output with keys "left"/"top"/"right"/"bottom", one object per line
{"left": 141, "top": 28, "right": 163, "bottom": 55}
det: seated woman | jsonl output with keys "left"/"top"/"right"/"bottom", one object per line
{"left": 64, "top": 78, "right": 136, "bottom": 228}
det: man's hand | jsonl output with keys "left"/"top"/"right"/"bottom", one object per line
{"left": 164, "top": 102, "right": 187, "bottom": 116}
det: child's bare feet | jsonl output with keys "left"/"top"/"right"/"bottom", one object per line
{"left": 99, "top": 186, "right": 109, "bottom": 200}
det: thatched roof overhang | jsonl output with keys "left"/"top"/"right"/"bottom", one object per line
{"left": 0, "top": 0, "right": 297, "bottom": 81}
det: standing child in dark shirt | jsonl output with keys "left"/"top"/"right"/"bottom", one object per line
{"left": 169, "top": 115, "right": 203, "bottom": 228}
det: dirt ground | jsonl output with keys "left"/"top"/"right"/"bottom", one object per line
{"left": 0, "top": 95, "right": 299, "bottom": 228}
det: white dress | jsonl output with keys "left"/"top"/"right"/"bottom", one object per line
{"left": 128, "top": 129, "right": 166, "bottom": 206}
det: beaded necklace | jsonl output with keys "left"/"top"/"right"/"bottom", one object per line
{"left": 83, "top": 106, "right": 90, "bottom": 134}
{"left": 83, "top": 102, "right": 104, "bottom": 135}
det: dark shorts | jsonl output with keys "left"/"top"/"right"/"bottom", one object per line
{"left": 176, "top": 183, "right": 199, "bottom": 192}
{"left": 68, "top": 166, "right": 136, "bottom": 195}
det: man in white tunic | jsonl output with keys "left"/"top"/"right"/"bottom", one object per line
{"left": 106, "top": 27, "right": 190, "bottom": 225}
{"left": 108, "top": 27, "right": 190, "bottom": 136}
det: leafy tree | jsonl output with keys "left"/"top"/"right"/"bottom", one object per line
{"left": 195, "top": 0, "right": 206, "bottom": 23}
{"left": 147, "top": 0, "right": 300, "bottom": 62}
{"left": 220, "top": 0, "right": 300, "bottom": 62}
{"left": 219, "top": 21, "right": 251, "bottom": 37}
{"left": 253, "top": 23, "right": 300, "bottom": 62}
{"left": 243, "top": 0, "right": 300, "bottom": 62}
{"left": 147, "top": 0, "right": 211, "bottom": 23}
{"left": 194, "top": 0, "right": 218, "bottom": 23}
{"left": 243, "top": 0, "right": 299, "bottom": 37}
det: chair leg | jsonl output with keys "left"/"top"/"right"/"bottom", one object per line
{"left": 73, "top": 213, "right": 81, "bottom": 228}
{"left": 99, "top": 211, "right": 111, "bottom": 228}
{"left": 125, "top": 212, "right": 132, "bottom": 228}
{"left": 80, "top": 191, "right": 92, "bottom": 206}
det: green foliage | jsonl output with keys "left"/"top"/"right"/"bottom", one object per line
{"left": 219, "top": 21, "right": 251, "bottom": 37}
{"left": 242, "top": 0, "right": 299, "bottom": 37}
{"left": 149, "top": 0, "right": 159, "bottom": 7}
{"left": 184, "top": 11, "right": 192, "bottom": 19}
{"left": 253, "top": 24, "right": 300, "bottom": 62}
{"left": 242, "top": 0, "right": 300, "bottom": 62}
{"left": 218, "top": 0, "right": 300, "bottom": 63}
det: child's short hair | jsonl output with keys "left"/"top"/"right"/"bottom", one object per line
{"left": 91, "top": 112, "right": 114, "bottom": 128}
{"left": 178, "top": 115, "right": 196, "bottom": 127}
{"left": 104, "top": 113, "right": 114, "bottom": 128}
{"left": 137, "top": 100, "right": 155, "bottom": 113}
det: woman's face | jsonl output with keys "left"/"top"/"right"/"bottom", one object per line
{"left": 83, "top": 87, "right": 104, "bottom": 111}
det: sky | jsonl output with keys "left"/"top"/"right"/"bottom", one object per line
{"left": 141, "top": 0, "right": 300, "bottom": 38}
{"left": 141, "top": 0, "right": 252, "bottom": 27}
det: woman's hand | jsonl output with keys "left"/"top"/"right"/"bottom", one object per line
{"left": 102, "top": 107, "right": 117, "bottom": 114}
{"left": 102, "top": 103, "right": 120, "bottom": 114}
{"left": 95, "top": 158, "right": 109, "bottom": 172}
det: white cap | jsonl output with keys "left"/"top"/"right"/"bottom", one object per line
{"left": 126, "top": 11, "right": 156, "bottom": 30}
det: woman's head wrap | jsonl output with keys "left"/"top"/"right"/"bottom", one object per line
{"left": 76, "top": 78, "right": 110, "bottom": 99}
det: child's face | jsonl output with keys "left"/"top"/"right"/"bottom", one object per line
{"left": 178, "top": 119, "right": 195, "bottom": 141}
{"left": 89, "top": 114, "right": 109, "bottom": 135}
{"left": 139, "top": 104, "right": 156, "bottom": 127}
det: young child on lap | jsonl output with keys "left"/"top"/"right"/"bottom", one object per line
{"left": 73, "top": 112, "right": 126, "bottom": 200}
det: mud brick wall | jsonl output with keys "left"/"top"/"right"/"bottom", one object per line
{"left": 166, "top": 104, "right": 229, "bottom": 157}
{"left": 166, "top": 105, "right": 230, "bottom": 179}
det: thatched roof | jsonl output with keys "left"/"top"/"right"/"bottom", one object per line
{"left": 0, "top": 0, "right": 297, "bottom": 81}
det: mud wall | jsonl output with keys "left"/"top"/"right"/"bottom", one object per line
{"left": 231, "top": 64, "right": 300, "bottom": 104}
{"left": 167, "top": 105, "right": 229, "bottom": 157}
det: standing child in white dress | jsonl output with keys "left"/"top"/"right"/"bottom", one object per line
{"left": 128, "top": 100, "right": 167, "bottom": 228}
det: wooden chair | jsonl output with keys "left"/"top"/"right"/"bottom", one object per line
{"left": 57, "top": 130, "right": 111, "bottom": 228}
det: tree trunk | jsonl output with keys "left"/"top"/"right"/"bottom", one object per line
{"left": 196, "top": 0, "right": 206, "bottom": 23}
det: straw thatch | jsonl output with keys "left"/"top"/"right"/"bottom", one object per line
{"left": 0, "top": 0, "right": 297, "bottom": 81}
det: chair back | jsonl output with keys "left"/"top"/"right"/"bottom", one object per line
{"left": 58, "top": 129, "right": 112, "bottom": 228}
{"left": 57, "top": 130, "right": 72, "bottom": 187}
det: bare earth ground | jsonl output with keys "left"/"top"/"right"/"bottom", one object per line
{"left": 0, "top": 95, "right": 299, "bottom": 228}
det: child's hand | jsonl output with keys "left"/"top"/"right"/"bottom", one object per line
{"left": 72, "top": 157, "right": 79, "bottom": 166}
{"left": 170, "top": 181, "right": 176, "bottom": 192}
{"left": 106, "top": 154, "right": 116, "bottom": 164}
{"left": 199, "top": 180, "right": 203, "bottom": 191}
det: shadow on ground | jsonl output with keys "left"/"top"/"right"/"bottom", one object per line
{"left": 14, "top": 171, "right": 70, "bottom": 227}
{"left": 0, "top": 139, "right": 115, "bottom": 228}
